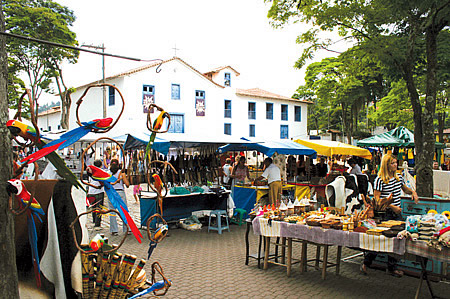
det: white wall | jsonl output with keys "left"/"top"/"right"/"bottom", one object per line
{"left": 37, "top": 112, "right": 61, "bottom": 132}
{"left": 66, "top": 58, "right": 308, "bottom": 142}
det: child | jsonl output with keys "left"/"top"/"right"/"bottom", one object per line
{"left": 133, "top": 184, "right": 142, "bottom": 203}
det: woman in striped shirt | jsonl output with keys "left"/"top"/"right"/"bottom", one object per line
{"left": 361, "top": 153, "right": 418, "bottom": 277}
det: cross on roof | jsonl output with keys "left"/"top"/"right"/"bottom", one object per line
{"left": 172, "top": 44, "right": 180, "bottom": 57}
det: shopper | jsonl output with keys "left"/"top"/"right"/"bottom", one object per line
{"left": 222, "top": 158, "right": 232, "bottom": 189}
{"left": 86, "top": 159, "right": 104, "bottom": 229}
{"left": 348, "top": 158, "right": 363, "bottom": 175}
{"left": 316, "top": 156, "right": 328, "bottom": 177}
{"left": 231, "top": 156, "right": 251, "bottom": 184}
{"left": 108, "top": 159, "right": 131, "bottom": 235}
{"left": 255, "top": 157, "right": 282, "bottom": 205}
{"left": 361, "top": 153, "right": 418, "bottom": 277}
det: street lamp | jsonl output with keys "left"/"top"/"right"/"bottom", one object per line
{"left": 81, "top": 43, "right": 107, "bottom": 118}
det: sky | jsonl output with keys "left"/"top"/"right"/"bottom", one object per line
{"left": 47, "top": 0, "right": 349, "bottom": 102}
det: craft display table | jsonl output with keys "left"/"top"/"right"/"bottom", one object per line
{"left": 405, "top": 240, "right": 450, "bottom": 299}
{"left": 252, "top": 217, "right": 405, "bottom": 279}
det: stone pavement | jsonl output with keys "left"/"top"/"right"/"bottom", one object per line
{"left": 84, "top": 186, "right": 450, "bottom": 299}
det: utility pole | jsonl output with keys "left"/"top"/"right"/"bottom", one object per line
{"left": 81, "top": 43, "right": 107, "bottom": 118}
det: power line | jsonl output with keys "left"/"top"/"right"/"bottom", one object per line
{"left": 1, "top": 31, "right": 162, "bottom": 63}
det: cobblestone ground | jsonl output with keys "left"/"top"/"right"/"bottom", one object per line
{"left": 81, "top": 186, "right": 450, "bottom": 299}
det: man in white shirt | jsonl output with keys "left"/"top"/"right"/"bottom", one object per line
{"left": 349, "top": 158, "right": 363, "bottom": 175}
{"left": 255, "top": 157, "right": 282, "bottom": 205}
{"left": 222, "top": 158, "right": 232, "bottom": 189}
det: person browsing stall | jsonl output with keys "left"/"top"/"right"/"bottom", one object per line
{"left": 230, "top": 156, "right": 251, "bottom": 184}
{"left": 222, "top": 158, "right": 233, "bottom": 189}
{"left": 86, "top": 159, "right": 104, "bottom": 230}
{"left": 348, "top": 158, "right": 363, "bottom": 175}
{"left": 255, "top": 157, "right": 282, "bottom": 205}
{"left": 108, "top": 159, "right": 131, "bottom": 236}
{"left": 361, "top": 153, "right": 418, "bottom": 277}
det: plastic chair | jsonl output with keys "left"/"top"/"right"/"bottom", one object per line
{"left": 208, "top": 210, "right": 230, "bottom": 234}
{"left": 231, "top": 208, "right": 247, "bottom": 226}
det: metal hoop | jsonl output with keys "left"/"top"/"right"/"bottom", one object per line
{"left": 150, "top": 261, "right": 171, "bottom": 296}
{"left": 75, "top": 83, "right": 125, "bottom": 133}
{"left": 10, "top": 89, "right": 40, "bottom": 148}
{"left": 70, "top": 208, "right": 127, "bottom": 254}
{"left": 80, "top": 137, "right": 126, "bottom": 188}
{"left": 146, "top": 104, "right": 171, "bottom": 134}
{"left": 146, "top": 213, "right": 168, "bottom": 243}
{"left": 9, "top": 162, "right": 39, "bottom": 216}
{"left": 146, "top": 160, "right": 178, "bottom": 198}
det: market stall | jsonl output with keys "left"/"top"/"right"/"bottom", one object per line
{"left": 123, "top": 132, "right": 171, "bottom": 155}
{"left": 293, "top": 139, "right": 372, "bottom": 159}
{"left": 217, "top": 140, "right": 317, "bottom": 213}
{"left": 233, "top": 184, "right": 297, "bottom": 216}
{"left": 356, "top": 126, "right": 445, "bottom": 166}
{"left": 139, "top": 189, "right": 229, "bottom": 226}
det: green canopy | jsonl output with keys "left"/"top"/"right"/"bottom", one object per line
{"left": 357, "top": 126, "right": 445, "bottom": 149}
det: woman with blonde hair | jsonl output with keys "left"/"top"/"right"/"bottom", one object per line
{"left": 361, "top": 153, "right": 418, "bottom": 277}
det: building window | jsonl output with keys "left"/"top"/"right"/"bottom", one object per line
{"left": 195, "top": 90, "right": 206, "bottom": 116}
{"left": 224, "top": 123, "right": 232, "bottom": 135}
{"left": 224, "top": 100, "right": 231, "bottom": 118}
{"left": 248, "top": 102, "right": 256, "bottom": 120}
{"left": 249, "top": 124, "right": 255, "bottom": 137}
{"left": 281, "top": 104, "right": 288, "bottom": 121}
{"left": 171, "top": 84, "right": 180, "bottom": 100}
{"left": 280, "top": 125, "right": 289, "bottom": 139}
{"left": 58, "top": 125, "right": 61, "bottom": 130}
{"left": 48, "top": 126, "right": 51, "bottom": 131}
{"left": 168, "top": 114, "right": 184, "bottom": 133}
{"left": 266, "top": 103, "right": 273, "bottom": 120}
{"left": 108, "top": 86, "right": 115, "bottom": 106}
{"left": 224, "top": 72, "right": 231, "bottom": 86}
{"left": 295, "top": 106, "right": 301, "bottom": 122}
{"left": 143, "top": 85, "right": 155, "bottom": 113}
{"left": 195, "top": 90, "right": 205, "bottom": 98}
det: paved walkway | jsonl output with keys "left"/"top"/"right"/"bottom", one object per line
{"left": 84, "top": 186, "right": 449, "bottom": 299}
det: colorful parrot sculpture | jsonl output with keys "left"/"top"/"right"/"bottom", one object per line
{"left": 86, "top": 165, "right": 143, "bottom": 243}
{"left": 147, "top": 224, "right": 168, "bottom": 259}
{"left": 7, "top": 119, "right": 84, "bottom": 190}
{"left": 6, "top": 179, "right": 45, "bottom": 287}
{"left": 153, "top": 174, "right": 163, "bottom": 196}
{"left": 145, "top": 111, "right": 169, "bottom": 161}
{"left": 128, "top": 279, "right": 171, "bottom": 299}
{"left": 20, "top": 118, "right": 113, "bottom": 165}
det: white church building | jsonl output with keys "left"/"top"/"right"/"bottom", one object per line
{"left": 39, "top": 57, "right": 310, "bottom": 144}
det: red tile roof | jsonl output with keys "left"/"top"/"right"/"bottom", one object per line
{"left": 203, "top": 66, "right": 240, "bottom": 76}
{"left": 74, "top": 57, "right": 225, "bottom": 90}
{"left": 38, "top": 106, "right": 61, "bottom": 116}
{"left": 235, "top": 88, "right": 313, "bottom": 104}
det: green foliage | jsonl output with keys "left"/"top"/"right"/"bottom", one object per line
{"left": 38, "top": 100, "right": 60, "bottom": 113}
{"left": 4, "top": 0, "right": 78, "bottom": 116}
{"left": 374, "top": 80, "right": 414, "bottom": 130}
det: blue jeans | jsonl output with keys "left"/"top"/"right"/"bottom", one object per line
{"left": 108, "top": 190, "right": 129, "bottom": 233}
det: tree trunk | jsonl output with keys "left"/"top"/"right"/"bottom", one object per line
{"left": 61, "top": 90, "right": 70, "bottom": 130}
{"left": 437, "top": 112, "right": 445, "bottom": 143}
{"left": 416, "top": 25, "right": 439, "bottom": 197}
{"left": 0, "top": 3, "right": 20, "bottom": 297}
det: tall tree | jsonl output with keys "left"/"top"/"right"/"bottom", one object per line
{"left": 266, "top": 0, "right": 449, "bottom": 196}
{"left": 4, "top": 0, "right": 78, "bottom": 128}
{"left": 0, "top": 2, "right": 20, "bottom": 297}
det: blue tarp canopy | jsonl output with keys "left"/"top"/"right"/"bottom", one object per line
{"left": 123, "top": 133, "right": 171, "bottom": 155}
{"left": 217, "top": 140, "right": 317, "bottom": 157}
